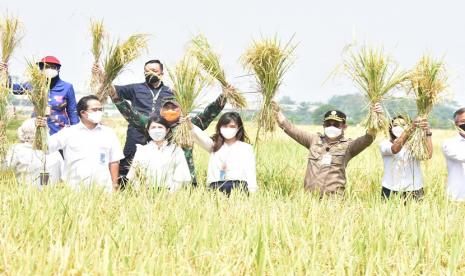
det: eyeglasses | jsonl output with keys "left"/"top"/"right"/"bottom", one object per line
{"left": 87, "top": 108, "right": 104, "bottom": 112}
{"left": 324, "top": 121, "right": 343, "bottom": 128}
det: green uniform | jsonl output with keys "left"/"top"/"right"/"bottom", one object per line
{"left": 112, "top": 95, "right": 226, "bottom": 185}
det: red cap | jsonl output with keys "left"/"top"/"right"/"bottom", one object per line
{"left": 38, "top": 56, "right": 61, "bottom": 67}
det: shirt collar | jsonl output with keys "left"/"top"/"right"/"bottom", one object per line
{"left": 77, "top": 121, "right": 102, "bottom": 131}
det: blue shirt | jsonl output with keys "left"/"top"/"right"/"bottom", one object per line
{"left": 115, "top": 82, "right": 173, "bottom": 116}
{"left": 12, "top": 77, "right": 80, "bottom": 135}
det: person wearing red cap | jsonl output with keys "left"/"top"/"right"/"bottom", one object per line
{"left": 0, "top": 56, "right": 79, "bottom": 135}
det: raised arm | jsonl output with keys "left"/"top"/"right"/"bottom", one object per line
{"left": 348, "top": 133, "right": 375, "bottom": 158}
{"left": 191, "top": 93, "right": 227, "bottom": 130}
{"left": 108, "top": 86, "right": 148, "bottom": 133}
{"left": 274, "top": 103, "right": 317, "bottom": 148}
{"left": 191, "top": 124, "right": 214, "bottom": 152}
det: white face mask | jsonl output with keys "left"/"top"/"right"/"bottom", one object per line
{"left": 44, "top": 68, "right": 58, "bottom": 79}
{"left": 391, "top": 126, "right": 405, "bottom": 138}
{"left": 149, "top": 128, "right": 167, "bottom": 142}
{"left": 87, "top": 111, "right": 103, "bottom": 124}
{"left": 220, "top": 127, "right": 238, "bottom": 140}
{"left": 324, "top": 126, "right": 342, "bottom": 139}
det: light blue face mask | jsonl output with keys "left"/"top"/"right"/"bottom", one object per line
{"left": 149, "top": 128, "right": 167, "bottom": 142}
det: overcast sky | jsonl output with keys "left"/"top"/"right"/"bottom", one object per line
{"left": 2, "top": 0, "right": 464, "bottom": 107}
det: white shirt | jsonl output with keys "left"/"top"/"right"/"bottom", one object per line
{"left": 192, "top": 126, "right": 258, "bottom": 192}
{"left": 4, "top": 143, "right": 63, "bottom": 186}
{"left": 379, "top": 140, "right": 424, "bottom": 191}
{"left": 127, "top": 141, "right": 191, "bottom": 191}
{"left": 442, "top": 135, "right": 465, "bottom": 201}
{"left": 48, "top": 122, "right": 124, "bottom": 191}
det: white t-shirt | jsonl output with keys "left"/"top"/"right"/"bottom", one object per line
{"left": 4, "top": 143, "right": 63, "bottom": 186}
{"left": 48, "top": 122, "right": 124, "bottom": 191}
{"left": 192, "top": 126, "right": 258, "bottom": 192}
{"left": 379, "top": 139, "right": 423, "bottom": 191}
{"left": 442, "top": 135, "right": 465, "bottom": 201}
{"left": 127, "top": 141, "right": 191, "bottom": 191}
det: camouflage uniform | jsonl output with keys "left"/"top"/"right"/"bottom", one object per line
{"left": 112, "top": 95, "right": 226, "bottom": 185}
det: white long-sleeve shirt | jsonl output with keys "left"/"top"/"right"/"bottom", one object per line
{"left": 4, "top": 143, "right": 63, "bottom": 186}
{"left": 48, "top": 122, "right": 124, "bottom": 191}
{"left": 379, "top": 140, "right": 423, "bottom": 191}
{"left": 442, "top": 135, "right": 465, "bottom": 201}
{"left": 127, "top": 141, "right": 191, "bottom": 191}
{"left": 192, "top": 126, "right": 258, "bottom": 192}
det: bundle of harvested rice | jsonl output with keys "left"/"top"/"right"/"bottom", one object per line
{"left": 241, "top": 36, "right": 295, "bottom": 137}
{"left": 405, "top": 55, "right": 447, "bottom": 160}
{"left": 343, "top": 46, "right": 408, "bottom": 134}
{"left": 90, "top": 20, "right": 105, "bottom": 93}
{"left": 97, "top": 34, "right": 148, "bottom": 102}
{"left": 168, "top": 55, "right": 209, "bottom": 148}
{"left": 190, "top": 34, "right": 246, "bottom": 109}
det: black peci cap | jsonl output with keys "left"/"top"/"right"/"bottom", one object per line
{"left": 324, "top": 110, "right": 346, "bottom": 123}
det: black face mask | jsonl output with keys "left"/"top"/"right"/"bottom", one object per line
{"left": 459, "top": 123, "right": 465, "bottom": 131}
{"left": 145, "top": 74, "right": 160, "bottom": 85}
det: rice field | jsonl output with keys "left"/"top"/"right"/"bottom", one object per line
{"left": 1, "top": 116, "right": 464, "bottom": 275}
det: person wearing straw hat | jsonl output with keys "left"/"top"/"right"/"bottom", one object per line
{"left": 3, "top": 118, "right": 63, "bottom": 186}
{"left": 107, "top": 85, "right": 231, "bottom": 186}
{"left": 93, "top": 60, "right": 173, "bottom": 187}
{"left": 274, "top": 102, "right": 383, "bottom": 196}
{"left": 379, "top": 115, "right": 432, "bottom": 200}
{"left": 442, "top": 107, "right": 465, "bottom": 201}
{"left": 36, "top": 95, "right": 124, "bottom": 192}
{"left": 0, "top": 56, "right": 79, "bottom": 135}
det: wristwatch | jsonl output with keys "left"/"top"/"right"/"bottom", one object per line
{"left": 426, "top": 132, "right": 432, "bottom": 137}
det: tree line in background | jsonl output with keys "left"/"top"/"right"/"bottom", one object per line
{"left": 277, "top": 94, "right": 460, "bottom": 129}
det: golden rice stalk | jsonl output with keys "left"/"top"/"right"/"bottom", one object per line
{"left": 0, "top": 15, "right": 23, "bottom": 64}
{"left": 25, "top": 60, "right": 51, "bottom": 152}
{"left": 241, "top": 36, "right": 295, "bottom": 134}
{"left": 343, "top": 46, "right": 408, "bottom": 134}
{"left": 0, "top": 15, "right": 22, "bottom": 163}
{"left": 97, "top": 34, "right": 148, "bottom": 102}
{"left": 405, "top": 55, "right": 447, "bottom": 161}
{"left": 168, "top": 55, "right": 210, "bottom": 148}
{"left": 190, "top": 34, "right": 247, "bottom": 109}
{"left": 90, "top": 20, "right": 105, "bottom": 93}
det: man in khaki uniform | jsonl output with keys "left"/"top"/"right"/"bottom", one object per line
{"left": 275, "top": 103, "right": 383, "bottom": 196}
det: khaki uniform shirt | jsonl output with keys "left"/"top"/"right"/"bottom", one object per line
{"left": 280, "top": 119, "right": 374, "bottom": 195}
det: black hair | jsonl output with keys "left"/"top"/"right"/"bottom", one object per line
{"left": 389, "top": 115, "right": 407, "bottom": 141}
{"left": 144, "top": 59, "right": 164, "bottom": 71}
{"left": 212, "top": 112, "right": 249, "bottom": 152}
{"left": 454, "top": 108, "right": 465, "bottom": 121}
{"left": 77, "top": 95, "right": 100, "bottom": 118}
{"left": 145, "top": 115, "right": 173, "bottom": 143}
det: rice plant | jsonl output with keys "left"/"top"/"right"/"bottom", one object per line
{"left": 242, "top": 36, "right": 295, "bottom": 146}
{"left": 190, "top": 34, "right": 247, "bottom": 109}
{"left": 90, "top": 19, "right": 105, "bottom": 94}
{"left": 405, "top": 55, "right": 447, "bottom": 160}
{"left": 97, "top": 34, "right": 148, "bottom": 102}
{"left": 168, "top": 54, "right": 210, "bottom": 148}
{"left": 343, "top": 46, "right": 409, "bottom": 134}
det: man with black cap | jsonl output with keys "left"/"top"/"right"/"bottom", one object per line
{"left": 0, "top": 56, "right": 79, "bottom": 135}
{"left": 93, "top": 60, "right": 173, "bottom": 185}
{"left": 106, "top": 85, "right": 232, "bottom": 186}
{"left": 274, "top": 102, "right": 383, "bottom": 196}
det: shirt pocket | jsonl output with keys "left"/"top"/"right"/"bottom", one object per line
{"left": 331, "top": 151, "right": 346, "bottom": 166}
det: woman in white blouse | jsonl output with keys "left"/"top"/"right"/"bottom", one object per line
{"left": 191, "top": 112, "right": 257, "bottom": 195}
{"left": 4, "top": 118, "right": 63, "bottom": 186}
{"left": 379, "top": 115, "right": 432, "bottom": 200}
{"left": 127, "top": 116, "right": 191, "bottom": 191}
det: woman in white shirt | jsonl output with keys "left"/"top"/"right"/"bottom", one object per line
{"left": 191, "top": 112, "right": 257, "bottom": 196}
{"left": 379, "top": 116, "right": 432, "bottom": 200}
{"left": 127, "top": 116, "right": 191, "bottom": 191}
{"left": 4, "top": 118, "right": 63, "bottom": 186}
